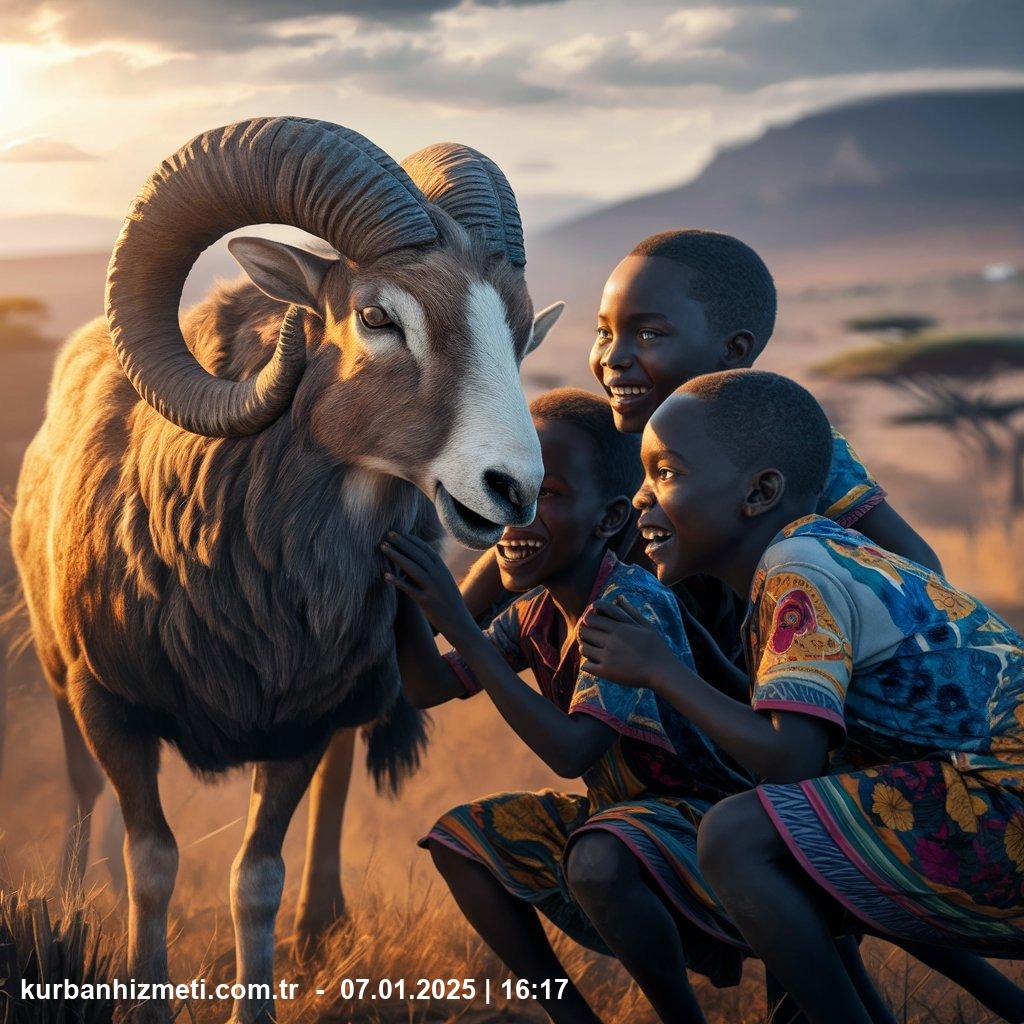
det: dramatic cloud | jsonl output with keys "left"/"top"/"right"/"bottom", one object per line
{"left": 0, "top": 0, "right": 567, "bottom": 52}
{"left": 0, "top": 137, "right": 98, "bottom": 162}
{"left": 269, "top": 36, "right": 564, "bottom": 107}
{"left": 543, "top": 1, "right": 1024, "bottom": 101}
{"left": 3, "top": 0, "right": 1023, "bottom": 225}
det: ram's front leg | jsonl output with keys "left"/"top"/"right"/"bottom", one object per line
{"left": 229, "top": 747, "right": 325, "bottom": 1024}
{"left": 293, "top": 727, "right": 356, "bottom": 957}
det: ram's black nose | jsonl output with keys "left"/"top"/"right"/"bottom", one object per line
{"left": 484, "top": 469, "right": 527, "bottom": 514}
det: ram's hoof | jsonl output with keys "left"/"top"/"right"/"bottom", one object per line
{"left": 291, "top": 894, "right": 347, "bottom": 962}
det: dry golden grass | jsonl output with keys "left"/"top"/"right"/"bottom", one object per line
{"left": 2, "top": 862, "right": 1022, "bottom": 1024}
{"left": 3, "top": 261, "right": 1024, "bottom": 1023}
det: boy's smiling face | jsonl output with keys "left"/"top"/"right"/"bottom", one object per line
{"left": 634, "top": 394, "right": 747, "bottom": 584}
{"left": 496, "top": 418, "right": 616, "bottom": 593}
{"left": 591, "top": 255, "right": 728, "bottom": 434}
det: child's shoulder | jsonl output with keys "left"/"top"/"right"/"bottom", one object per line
{"left": 601, "top": 558, "right": 681, "bottom": 619}
{"left": 760, "top": 515, "right": 850, "bottom": 576}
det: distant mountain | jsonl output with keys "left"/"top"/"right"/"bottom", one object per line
{"left": 2, "top": 89, "right": 1021, "bottom": 346}
{"left": 528, "top": 89, "right": 1024, "bottom": 314}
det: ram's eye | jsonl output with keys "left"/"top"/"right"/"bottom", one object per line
{"left": 359, "top": 305, "right": 392, "bottom": 329}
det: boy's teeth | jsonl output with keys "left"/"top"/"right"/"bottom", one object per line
{"left": 498, "top": 538, "right": 546, "bottom": 561}
{"left": 610, "top": 385, "right": 651, "bottom": 396}
{"left": 640, "top": 526, "right": 672, "bottom": 541}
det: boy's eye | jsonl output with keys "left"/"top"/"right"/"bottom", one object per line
{"left": 658, "top": 467, "right": 677, "bottom": 481}
{"left": 595, "top": 326, "right": 611, "bottom": 343}
{"left": 639, "top": 329, "right": 659, "bottom": 343}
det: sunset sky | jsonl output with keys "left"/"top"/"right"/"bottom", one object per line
{"left": 2, "top": 0, "right": 1023, "bottom": 231}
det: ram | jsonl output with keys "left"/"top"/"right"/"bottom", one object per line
{"left": 11, "top": 117, "right": 562, "bottom": 1023}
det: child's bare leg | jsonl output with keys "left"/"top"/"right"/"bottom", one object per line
{"left": 835, "top": 936, "right": 897, "bottom": 1024}
{"left": 898, "top": 942, "right": 1024, "bottom": 1021}
{"left": 767, "top": 937, "right": 897, "bottom": 1024}
{"left": 564, "top": 831, "right": 708, "bottom": 1024}
{"left": 765, "top": 972, "right": 808, "bottom": 1024}
{"left": 697, "top": 792, "right": 874, "bottom": 1024}
{"left": 428, "top": 840, "right": 601, "bottom": 1024}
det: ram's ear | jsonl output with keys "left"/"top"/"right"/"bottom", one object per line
{"left": 227, "top": 237, "right": 336, "bottom": 315}
{"left": 525, "top": 300, "right": 565, "bottom": 356}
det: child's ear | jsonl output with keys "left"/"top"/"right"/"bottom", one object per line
{"left": 525, "top": 301, "right": 565, "bottom": 356}
{"left": 228, "top": 237, "right": 336, "bottom": 316}
{"left": 596, "top": 496, "right": 633, "bottom": 538}
{"left": 742, "top": 469, "right": 785, "bottom": 518}
{"left": 721, "top": 330, "right": 756, "bottom": 368}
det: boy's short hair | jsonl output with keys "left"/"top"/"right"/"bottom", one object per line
{"left": 630, "top": 229, "right": 777, "bottom": 352}
{"left": 680, "top": 370, "right": 832, "bottom": 499}
{"left": 530, "top": 388, "right": 642, "bottom": 503}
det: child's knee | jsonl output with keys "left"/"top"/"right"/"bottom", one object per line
{"left": 564, "top": 830, "right": 637, "bottom": 903}
{"left": 698, "top": 794, "right": 756, "bottom": 885}
{"left": 699, "top": 792, "right": 784, "bottom": 890}
{"left": 427, "top": 838, "right": 467, "bottom": 879}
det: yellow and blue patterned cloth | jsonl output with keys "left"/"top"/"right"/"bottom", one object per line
{"left": 820, "top": 428, "right": 886, "bottom": 527}
{"left": 423, "top": 553, "right": 753, "bottom": 985}
{"left": 750, "top": 515, "right": 1024, "bottom": 952}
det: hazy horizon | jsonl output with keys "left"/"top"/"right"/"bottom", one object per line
{"left": 2, "top": 0, "right": 1023, "bottom": 236}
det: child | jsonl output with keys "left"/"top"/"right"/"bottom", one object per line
{"left": 383, "top": 389, "right": 753, "bottom": 1024}
{"left": 462, "top": 229, "right": 941, "bottom": 664}
{"left": 581, "top": 370, "right": 1024, "bottom": 1024}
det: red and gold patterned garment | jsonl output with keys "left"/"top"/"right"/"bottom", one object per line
{"left": 750, "top": 515, "right": 1024, "bottom": 953}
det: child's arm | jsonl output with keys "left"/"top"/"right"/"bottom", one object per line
{"left": 383, "top": 533, "right": 616, "bottom": 778}
{"left": 580, "top": 598, "right": 830, "bottom": 783}
{"left": 854, "top": 501, "right": 943, "bottom": 574}
{"left": 393, "top": 590, "right": 469, "bottom": 708}
{"left": 677, "top": 602, "right": 750, "bottom": 702}
{"left": 459, "top": 547, "right": 511, "bottom": 620}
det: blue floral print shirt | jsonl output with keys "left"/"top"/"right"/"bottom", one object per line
{"left": 746, "top": 515, "right": 1024, "bottom": 773}
{"left": 819, "top": 428, "right": 886, "bottom": 526}
{"left": 447, "top": 552, "right": 752, "bottom": 801}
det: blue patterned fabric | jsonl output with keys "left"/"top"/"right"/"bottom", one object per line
{"left": 749, "top": 515, "right": 1024, "bottom": 950}
{"left": 818, "top": 428, "right": 886, "bottom": 527}
{"left": 747, "top": 515, "right": 1024, "bottom": 761}
{"left": 447, "top": 551, "right": 752, "bottom": 802}
{"left": 426, "top": 552, "right": 754, "bottom": 983}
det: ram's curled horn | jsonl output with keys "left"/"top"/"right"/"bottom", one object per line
{"left": 105, "top": 117, "right": 439, "bottom": 438}
{"left": 401, "top": 143, "right": 525, "bottom": 269}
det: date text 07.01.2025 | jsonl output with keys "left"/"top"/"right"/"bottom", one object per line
{"left": 335, "top": 978, "right": 571, "bottom": 1003}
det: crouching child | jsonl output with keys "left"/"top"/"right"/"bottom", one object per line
{"left": 580, "top": 370, "right": 1024, "bottom": 1024}
{"left": 382, "top": 388, "right": 752, "bottom": 1024}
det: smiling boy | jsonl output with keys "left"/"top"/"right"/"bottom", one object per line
{"left": 383, "top": 389, "right": 753, "bottom": 1024}
{"left": 580, "top": 370, "right": 1024, "bottom": 1024}
{"left": 462, "top": 229, "right": 940, "bottom": 668}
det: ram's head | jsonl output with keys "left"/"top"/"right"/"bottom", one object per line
{"left": 105, "top": 119, "right": 563, "bottom": 547}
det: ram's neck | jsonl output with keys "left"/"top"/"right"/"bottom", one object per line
{"left": 134, "top": 409, "right": 427, "bottom": 599}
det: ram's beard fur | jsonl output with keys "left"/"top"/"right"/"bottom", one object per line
{"left": 12, "top": 281, "right": 436, "bottom": 775}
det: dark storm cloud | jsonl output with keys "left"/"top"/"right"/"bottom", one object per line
{"left": 0, "top": 0, "right": 565, "bottom": 52}
{"left": 585, "top": 1, "right": 1024, "bottom": 95}
{"left": 270, "top": 37, "right": 564, "bottom": 106}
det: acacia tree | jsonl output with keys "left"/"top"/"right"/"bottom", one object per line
{"left": 814, "top": 331, "right": 1024, "bottom": 513}
{"left": 843, "top": 313, "right": 937, "bottom": 336}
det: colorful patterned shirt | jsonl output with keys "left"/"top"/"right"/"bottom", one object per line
{"left": 746, "top": 515, "right": 1024, "bottom": 771}
{"left": 820, "top": 428, "right": 886, "bottom": 527}
{"left": 447, "top": 552, "right": 752, "bottom": 802}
